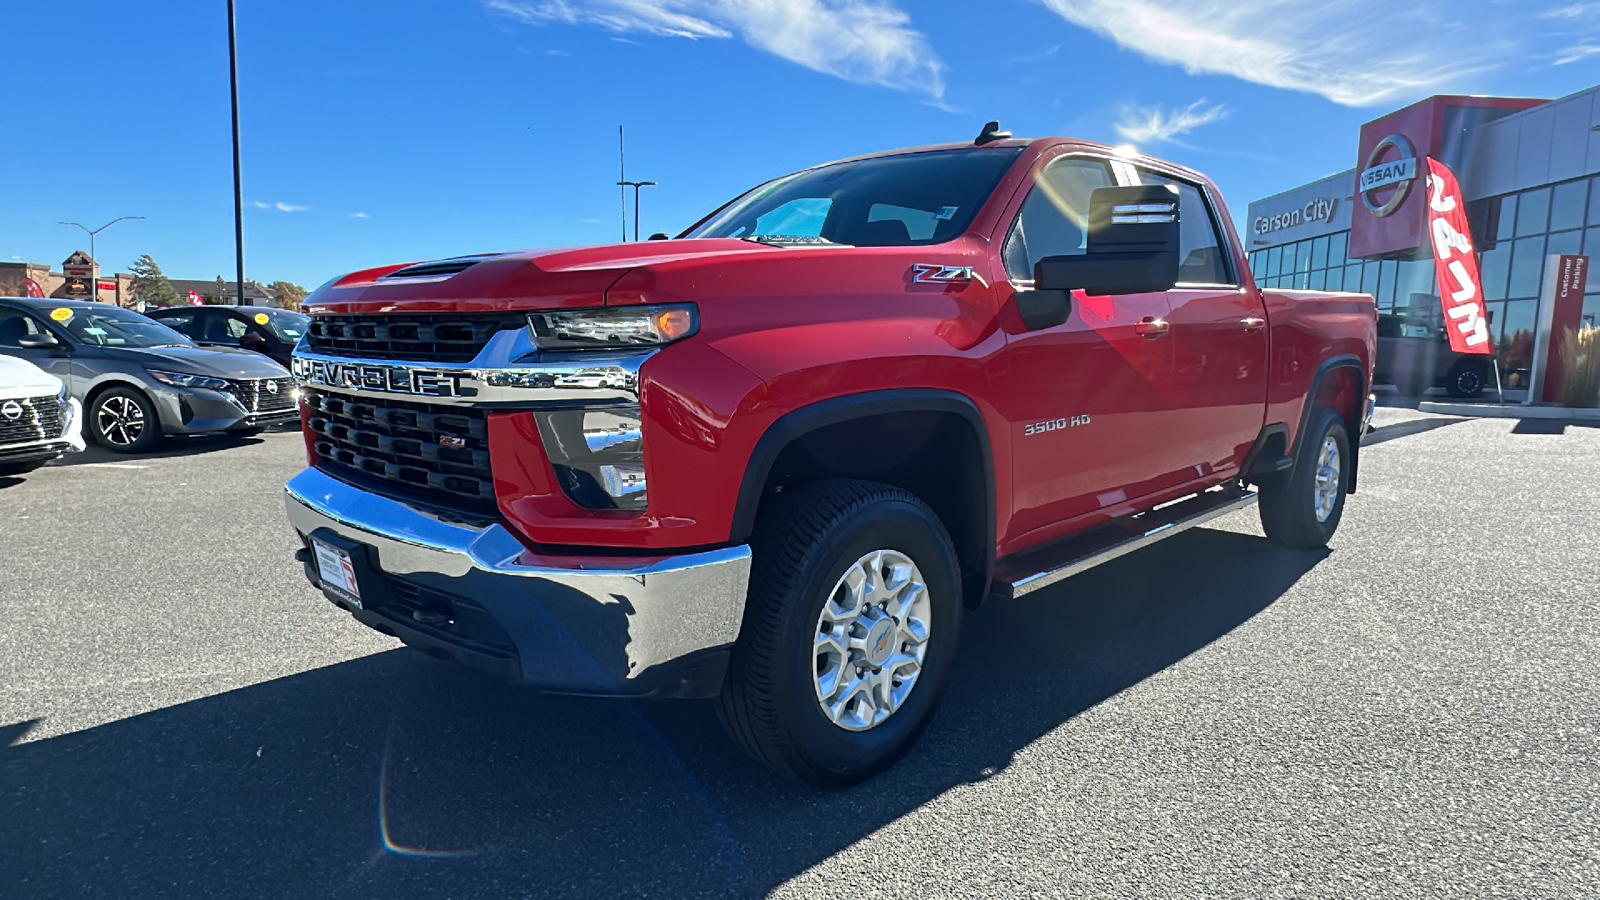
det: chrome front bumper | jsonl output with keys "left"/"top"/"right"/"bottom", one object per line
{"left": 284, "top": 467, "right": 752, "bottom": 697}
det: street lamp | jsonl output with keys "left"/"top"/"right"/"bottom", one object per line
{"left": 58, "top": 216, "right": 146, "bottom": 269}
{"left": 617, "top": 180, "right": 657, "bottom": 243}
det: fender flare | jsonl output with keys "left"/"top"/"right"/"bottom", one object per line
{"left": 1296, "top": 354, "right": 1368, "bottom": 493}
{"left": 730, "top": 388, "right": 997, "bottom": 602}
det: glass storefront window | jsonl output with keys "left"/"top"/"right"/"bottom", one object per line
{"left": 1585, "top": 226, "right": 1600, "bottom": 258}
{"left": 1379, "top": 260, "right": 1398, "bottom": 308}
{"left": 1309, "top": 269, "right": 1326, "bottom": 291}
{"left": 1346, "top": 264, "right": 1363, "bottom": 295}
{"left": 1312, "top": 236, "right": 1330, "bottom": 270}
{"left": 1496, "top": 195, "right": 1518, "bottom": 243}
{"left": 1498, "top": 298, "right": 1538, "bottom": 390}
{"left": 1325, "top": 265, "right": 1344, "bottom": 292}
{"left": 1396, "top": 258, "right": 1435, "bottom": 306}
{"left": 1361, "top": 262, "right": 1382, "bottom": 306}
{"left": 1547, "top": 229, "right": 1582, "bottom": 262}
{"left": 1267, "top": 245, "right": 1282, "bottom": 278}
{"left": 1479, "top": 244, "right": 1511, "bottom": 302}
{"left": 1550, "top": 180, "right": 1588, "bottom": 233}
{"left": 1507, "top": 235, "right": 1546, "bottom": 298}
{"left": 1330, "top": 231, "right": 1348, "bottom": 267}
{"left": 1589, "top": 177, "right": 1600, "bottom": 227}
{"left": 1516, "top": 187, "right": 1550, "bottom": 237}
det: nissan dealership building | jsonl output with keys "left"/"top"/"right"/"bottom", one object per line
{"left": 1244, "top": 86, "right": 1599, "bottom": 398}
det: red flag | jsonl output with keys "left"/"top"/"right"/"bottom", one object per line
{"left": 1424, "top": 158, "right": 1493, "bottom": 355}
{"left": 24, "top": 278, "right": 45, "bottom": 298}
{"left": 189, "top": 291, "right": 204, "bottom": 307}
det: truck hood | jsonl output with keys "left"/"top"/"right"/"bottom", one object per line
{"left": 0, "top": 354, "right": 63, "bottom": 399}
{"left": 98, "top": 345, "right": 291, "bottom": 379}
{"left": 306, "top": 239, "right": 786, "bottom": 315}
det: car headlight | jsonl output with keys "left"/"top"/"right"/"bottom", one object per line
{"left": 146, "top": 369, "right": 231, "bottom": 390}
{"left": 56, "top": 385, "right": 72, "bottom": 423}
{"left": 526, "top": 304, "right": 697, "bottom": 350}
{"left": 534, "top": 406, "right": 647, "bottom": 510}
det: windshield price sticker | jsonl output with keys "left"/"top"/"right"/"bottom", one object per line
{"left": 255, "top": 314, "right": 269, "bottom": 325}
{"left": 935, "top": 206, "right": 959, "bottom": 220}
{"left": 50, "top": 308, "right": 73, "bottom": 322}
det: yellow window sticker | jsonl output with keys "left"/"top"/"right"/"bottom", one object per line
{"left": 50, "top": 307, "right": 73, "bottom": 322}
{"left": 255, "top": 313, "right": 269, "bottom": 325}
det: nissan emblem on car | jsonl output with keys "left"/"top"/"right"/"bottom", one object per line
{"left": 1360, "top": 133, "right": 1418, "bottom": 217}
{"left": 0, "top": 400, "right": 22, "bottom": 421}
{"left": 266, "top": 380, "right": 280, "bottom": 394}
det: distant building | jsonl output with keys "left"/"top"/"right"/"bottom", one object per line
{"left": 168, "top": 279, "right": 280, "bottom": 307}
{"left": 0, "top": 261, "right": 133, "bottom": 305}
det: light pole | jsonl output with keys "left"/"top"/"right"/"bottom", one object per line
{"left": 58, "top": 216, "right": 146, "bottom": 270}
{"left": 617, "top": 180, "right": 656, "bottom": 243}
{"left": 227, "top": 0, "right": 248, "bottom": 305}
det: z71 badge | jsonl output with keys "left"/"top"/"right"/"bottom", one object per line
{"left": 911, "top": 263, "right": 985, "bottom": 286}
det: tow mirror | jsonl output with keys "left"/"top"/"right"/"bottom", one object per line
{"left": 17, "top": 333, "right": 60, "bottom": 350}
{"left": 1034, "top": 184, "right": 1180, "bottom": 297}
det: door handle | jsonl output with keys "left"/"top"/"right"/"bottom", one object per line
{"left": 1241, "top": 316, "right": 1266, "bottom": 332}
{"left": 1134, "top": 317, "right": 1170, "bottom": 338}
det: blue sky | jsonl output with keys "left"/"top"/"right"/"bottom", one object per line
{"left": 4, "top": 0, "right": 1598, "bottom": 288}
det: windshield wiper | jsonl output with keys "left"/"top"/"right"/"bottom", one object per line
{"left": 741, "top": 234, "right": 847, "bottom": 246}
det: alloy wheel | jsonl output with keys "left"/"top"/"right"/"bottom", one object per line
{"left": 1313, "top": 435, "right": 1341, "bottom": 523}
{"left": 97, "top": 396, "right": 146, "bottom": 447}
{"left": 813, "top": 549, "right": 933, "bottom": 732}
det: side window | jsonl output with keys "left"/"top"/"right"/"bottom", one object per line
{"left": 1136, "top": 171, "right": 1235, "bottom": 285}
{"left": 0, "top": 309, "right": 45, "bottom": 347}
{"left": 1003, "top": 158, "right": 1115, "bottom": 282}
{"left": 199, "top": 311, "right": 243, "bottom": 344}
{"left": 158, "top": 311, "right": 198, "bottom": 337}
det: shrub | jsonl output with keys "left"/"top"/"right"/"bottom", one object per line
{"left": 1558, "top": 325, "right": 1600, "bottom": 408}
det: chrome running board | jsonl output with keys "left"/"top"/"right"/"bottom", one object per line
{"left": 992, "top": 486, "right": 1259, "bottom": 600}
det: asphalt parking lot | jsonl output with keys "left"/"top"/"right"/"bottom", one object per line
{"left": 2, "top": 411, "right": 1597, "bottom": 899}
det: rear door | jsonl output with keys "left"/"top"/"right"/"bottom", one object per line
{"left": 1134, "top": 168, "right": 1269, "bottom": 478}
{"left": 0, "top": 306, "right": 74, "bottom": 393}
{"left": 991, "top": 154, "right": 1181, "bottom": 541}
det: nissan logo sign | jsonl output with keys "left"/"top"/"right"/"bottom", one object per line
{"left": 0, "top": 400, "right": 22, "bottom": 421}
{"left": 1360, "top": 134, "right": 1418, "bottom": 218}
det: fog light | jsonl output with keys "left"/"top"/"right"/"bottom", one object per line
{"left": 535, "top": 406, "right": 648, "bottom": 510}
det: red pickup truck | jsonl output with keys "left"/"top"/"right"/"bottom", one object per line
{"left": 287, "top": 125, "right": 1376, "bottom": 786}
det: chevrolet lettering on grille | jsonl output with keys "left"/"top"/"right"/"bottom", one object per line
{"left": 293, "top": 358, "right": 472, "bottom": 399}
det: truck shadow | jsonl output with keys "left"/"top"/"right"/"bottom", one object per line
{"left": 1, "top": 528, "right": 1323, "bottom": 899}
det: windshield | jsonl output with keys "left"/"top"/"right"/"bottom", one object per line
{"left": 56, "top": 307, "right": 196, "bottom": 349}
{"left": 686, "top": 147, "right": 1024, "bottom": 247}
{"left": 257, "top": 309, "right": 309, "bottom": 343}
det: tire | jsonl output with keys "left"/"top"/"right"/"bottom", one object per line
{"left": 1259, "top": 406, "right": 1351, "bottom": 549}
{"left": 1445, "top": 360, "right": 1487, "bottom": 399}
{"left": 88, "top": 386, "right": 162, "bottom": 453}
{"left": 0, "top": 460, "right": 47, "bottom": 477}
{"left": 717, "top": 479, "right": 963, "bottom": 787}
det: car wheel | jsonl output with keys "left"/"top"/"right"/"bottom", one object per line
{"left": 0, "top": 460, "right": 48, "bottom": 477}
{"left": 717, "top": 479, "right": 962, "bottom": 787}
{"left": 1259, "top": 405, "right": 1350, "bottom": 550}
{"left": 1445, "top": 360, "right": 1487, "bottom": 399}
{"left": 89, "top": 387, "right": 162, "bottom": 453}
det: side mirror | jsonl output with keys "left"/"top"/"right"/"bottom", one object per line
{"left": 17, "top": 333, "right": 60, "bottom": 350}
{"left": 1034, "top": 184, "right": 1180, "bottom": 297}
{"left": 240, "top": 332, "right": 267, "bottom": 348}
{"left": 648, "top": 233, "right": 671, "bottom": 241}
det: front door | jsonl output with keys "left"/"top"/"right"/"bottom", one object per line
{"left": 1135, "top": 169, "right": 1270, "bottom": 478}
{"left": 990, "top": 155, "right": 1182, "bottom": 545}
{"left": 0, "top": 307, "right": 74, "bottom": 393}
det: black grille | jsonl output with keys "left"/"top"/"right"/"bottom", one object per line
{"left": 306, "top": 389, "right": 496, "bottom": 516}
{"left": 305, "top": 313, "right": 528, "bottom": 363}
{"left": 226, "top": 377, "right": 297, "bottom": 415}
{"left": 0, "top": 395, "right": 65, "bottom": 445}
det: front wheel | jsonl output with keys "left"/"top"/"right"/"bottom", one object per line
{"left": 717, "top": 479, "right": 962, "bottom": 787}
{"left": 1445, "top": 360, "right": 1487, "bottom": 399}
{"left": 89, "top": 387, "right": 162, "bottom": 453}
{"left": 1259, "top": 405, "right": 1351, "bottom": 549}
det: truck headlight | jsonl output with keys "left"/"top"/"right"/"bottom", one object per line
{"left": 526, "top": 304, "right": 697, "bottom": 350}
{"left": 534, "top": 406, "right": 647, "bottom": 510}
{"left": 56, "top": 385, "right": 73, "bottom": 427}
{"left": 146, "top": 369, "right": 230, "bottom": 390}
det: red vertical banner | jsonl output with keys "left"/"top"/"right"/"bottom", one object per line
{"left": 1424, "top": 158, "right": 1494, "bottom": 356}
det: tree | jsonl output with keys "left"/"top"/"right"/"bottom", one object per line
{"left": 205, "top": 275, "right": 227, "bottom": 304}
{"left": 129, "top": 254, "right": 181, "bottom": 308}
{"left": 268, "top": 280, "right": 308, "bottom": 311}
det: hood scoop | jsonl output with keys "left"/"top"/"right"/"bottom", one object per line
{"left": 380, "top": 255, "right": 500, "bottom": 281}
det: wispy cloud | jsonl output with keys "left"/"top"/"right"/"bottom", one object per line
{"left": 1115, "top": 99, "right": 1229, "bottom": 145}
{"left": 1554, "top": 43, "right": 1600, "bottom": 64}
{"left": 487, "top": 0, "right": 945, "bottom": 100}
{"left": 1540, "top": 2, "right": 1600, "bottom": 18}
{"left": 1542, "top": 2, "right": 1600, "bottom": 65}
{"left": 252, "top": 201, "right": 310, "bottom": 212}
{"left": 1035, "top": 0, "right": 1509, "bottom": 107}
{"left": 350, "top": 212, "right": 370, "bottom": 219}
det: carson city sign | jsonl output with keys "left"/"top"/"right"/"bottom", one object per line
{"left": 1253, "top": 197, "right": 1341, "bottom": 237}
{"left": 1360, "top": 134, "right": 1418, "bottom": 218}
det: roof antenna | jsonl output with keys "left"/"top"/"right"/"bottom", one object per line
{"left": 975, "top": 121, "right": 1012, "bottom": 145}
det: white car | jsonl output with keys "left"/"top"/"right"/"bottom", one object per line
{"left": 0, "top": 355, "right": 84, "bottom": 477}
